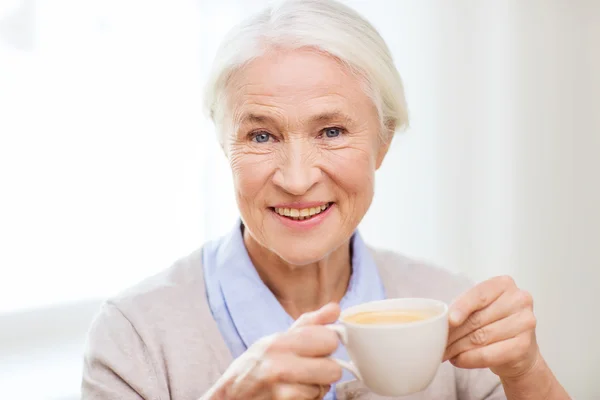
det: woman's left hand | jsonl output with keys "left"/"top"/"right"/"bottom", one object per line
{"left": 444, "top": 276, "right": 540, "bottom": 379}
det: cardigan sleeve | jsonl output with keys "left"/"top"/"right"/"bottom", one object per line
{"left": 455, "top": 366, "right": 506, "bottom": 400}
{"left": 81, "top": 302, "right": 162, "bottom": 400}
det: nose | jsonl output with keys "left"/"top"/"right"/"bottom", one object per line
{"left": 272, "top": 140, "right": 321, "bottom": 196}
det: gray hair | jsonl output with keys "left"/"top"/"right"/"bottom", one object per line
{"left": 203, "top": 0, "right": 409, "bottom": 141}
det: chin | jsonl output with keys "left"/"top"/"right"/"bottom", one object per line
{"left": 274, "top": 245, "right": 331, "bottom": 267}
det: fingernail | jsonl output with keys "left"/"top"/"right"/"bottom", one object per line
{"left": 449, "top": 310, "right": 462, "bottom": 324}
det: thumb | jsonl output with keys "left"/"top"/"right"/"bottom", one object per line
{"left": 292, "top": 302, "right": 341, "bottom": 329}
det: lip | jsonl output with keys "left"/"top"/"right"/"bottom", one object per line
{"left": 271, "top": 201, "right": 331, "bottom": 209}
{"left": 270, "top": 202, "right": 334, "bottom": 230}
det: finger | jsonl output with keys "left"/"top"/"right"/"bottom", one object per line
{"left": 270, "top": 326, "right": 339, "bottom": 357}
{"left": 229, "top": 353, "right": 272, "bottom": 398}
{"left": 449, "top": 275, "right": 516, "bottom": 326}
{"left": 449, "top": 332, "right": 535, "bottom": 369}
{"left": 444, "top": 309, "right": 536, "bottom": 362}
{"left": 447, "top": 289, "right": 532, "bottom": 345}
{"left": 318, "top": 384, "right": 331, "bottom": 399}
{"left": 292, "top": 302, "right": 341, "bottom": 328}
{"left": 273, "top": 383, "right": 329, "bottom": 400}
{"left": 257, "top": 353, "right": 343, "bottom": 385}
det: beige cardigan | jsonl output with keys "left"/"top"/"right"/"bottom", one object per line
{"left": 81, "top": 246, "right": 506, "bottom": 400}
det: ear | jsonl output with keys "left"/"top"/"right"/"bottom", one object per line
{"left": 375, "top": 121, "right": 395, "bottom": 170}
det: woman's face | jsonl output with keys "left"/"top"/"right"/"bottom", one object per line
{"left": 225, "top": 48, "right": 389, "bottom": 265}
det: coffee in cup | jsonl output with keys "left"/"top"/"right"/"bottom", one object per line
{"left": 343, "top": 309, "right": 438, "bottom": 325}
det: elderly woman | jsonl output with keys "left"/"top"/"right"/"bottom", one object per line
{"left": 82, "top": 1, "right": 569, "bottom": 399}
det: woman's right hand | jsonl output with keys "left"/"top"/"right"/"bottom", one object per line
{"left": 202, "top": 303, "right": 343, "bottom": 400}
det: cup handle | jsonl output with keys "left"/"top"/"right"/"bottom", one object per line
{"left": 325, "top": 324, "right": 362, "bottom": 381}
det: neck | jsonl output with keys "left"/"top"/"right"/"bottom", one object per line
{"left": 243, "top": 228, "right": 352, "bottom": 320}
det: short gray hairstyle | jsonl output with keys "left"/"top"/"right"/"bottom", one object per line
{"left": 203, "top": 0, "right": 409, "bottom": 141}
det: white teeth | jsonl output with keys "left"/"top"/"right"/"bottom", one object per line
{"left": 274, "top": 203, "right": 331, "bottom": 220}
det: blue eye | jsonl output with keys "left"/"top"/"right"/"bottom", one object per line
{"left": 324, "top": 127, "right": 342, "bottom": 138}
{"left": 252, "top": 132, "right": 271, "bottom": 143}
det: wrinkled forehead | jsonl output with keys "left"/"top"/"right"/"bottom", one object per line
{"left": 225, "top": 48, "right": 377, "bottom": 128}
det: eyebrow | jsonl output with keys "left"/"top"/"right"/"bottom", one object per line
{"left": 237, "top": 110, "right": 356, "bottom": 126}
{"left": 238, "top": 113, "right": 276, "bottom": 125}
{"left": 308, "top": 111, "right": 355, "bottom": 125}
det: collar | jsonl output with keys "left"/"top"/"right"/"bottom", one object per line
{"left": 213, "top": 219, "right": 385, "bottom": 350}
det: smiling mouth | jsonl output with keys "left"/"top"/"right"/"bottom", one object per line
{"left": 271, "top": 202, "right": 333, "bottom": 221}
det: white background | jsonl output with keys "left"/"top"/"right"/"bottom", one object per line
{"left": 0, "top": 0, "right": 599, "bottom": 399}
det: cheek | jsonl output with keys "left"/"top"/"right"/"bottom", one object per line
{"left": 229, "top": 149, "right": 274, "bottom": 199}
{"left": 322, "top": 146, "right": 376, "bottom": 198}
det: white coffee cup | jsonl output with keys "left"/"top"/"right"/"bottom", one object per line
{"left": 326, "top": 298, "right": 448, "bottom": 397}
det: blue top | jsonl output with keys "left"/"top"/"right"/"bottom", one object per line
{"left": 203, "top": 221, "right": 386, "bottom": 399}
